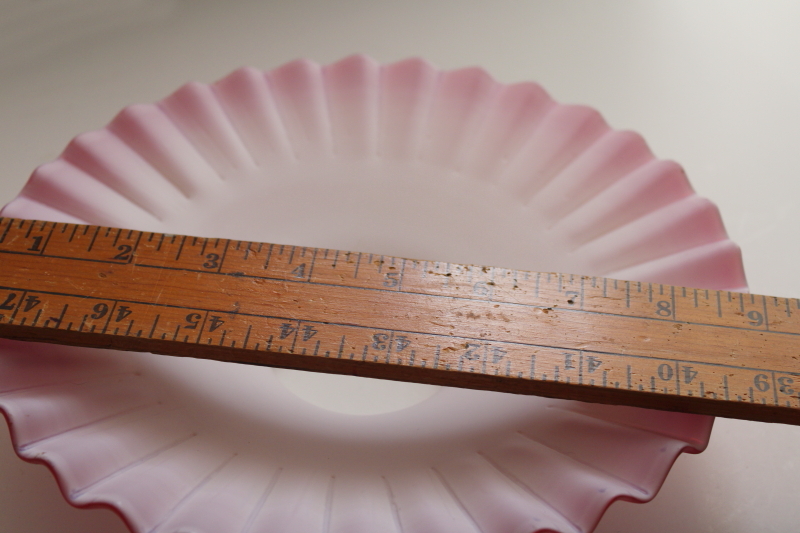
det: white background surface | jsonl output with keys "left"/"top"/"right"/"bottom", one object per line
{"left": 1, "top": 1, "right": 799, "bottom": 531}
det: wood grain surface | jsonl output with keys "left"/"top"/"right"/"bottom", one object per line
{"left": 1, "top": 217, "right": 799, "bottom": 424}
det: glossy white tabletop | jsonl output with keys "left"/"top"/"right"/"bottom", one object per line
{"left": 1, "top": 1, "right": 799, "bottom": 531}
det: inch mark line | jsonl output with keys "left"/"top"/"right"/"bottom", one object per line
{"left": 215, "top": 239, "right": 231, "bottom": 273}
{"left": 580, "top": 276, "right": 585, "bottom": 310}
{"left": 243, "top": 324, "right": 252, "bottom": 349}
{"left": 86, "top": 226, "right": 101, "bottom": 252}
{"left": 396, "top": 258, "right": 408, "bottom": 292}
{"left": 30, "top": 308, "right": 42, "bottom": 327}
{"left": 100, "top": 301, "right": 119, "bottom": 334}
{"left": 37, "top": 222, "right": 56, "bottom": 256}
{"left": 671, "top": 285, "right": 677, "bottom": 320}
{"left": 263, "top": 244, "right": 274, "bottom": 271}
{"left": 0, "top": 219, "right": 12, "bottom": 244}
{"left": 128, "top": 230, "right": 144, "bottom": 264}
{"left": 148, "top": 315, "right": 161, "bottom": 338}
{"left": 772, "top": 372, "right": 779, "bottom": 405}
{"left": 174, "top": 236, "right": 187, "bottom": 261}
{"left": 626, "top": 281, "right": 630, "bottom": 308}
{"left": 304, "top": 248, "right": 319, "bottom": 281}
{"left": 8, "top": 290, "right": 29, "bottom": 323}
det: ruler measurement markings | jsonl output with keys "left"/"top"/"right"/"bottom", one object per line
{"left": 174, "top": 236, "right": 186, "bottom": 261}
{"left": 771, "top": 372, "right": 780, "bottom": 405}
{"left": 214, "top": 239, "right": 231, "bottom": 274}
{"left": 2, "top": 219, "right": 800, "bottom": 423}
{"left": 671, "top": 285, "right": 677, "bottom": 320}
{"left": 626, "top": 281, "right": 630, "bottom": 308}
{"left": 396, "top": 258, "right": 408, "bottom": 292}
{"left": 8, "top": 290, "right": 29, "bottom": 323}
{"left": 37, "top": 222, "right": 56, "bottom": 256}
{"left": 85, "top": 225, "right": 101, "bottom": 253}
{"left": 0, "top": 218, "right": 12, "bottom": 244}
{"left": 260, "top": 243, "right": 274, "bottom": 271}
{"left": 2, "top": 250, "right": 799, "bottom": 348}
{"left": 30, "top": 307, "right": 42, "bottom": 327}
{"left": 3, "top": 248, "right": 799, "bottom": 342}
{"left": 305, "top": 247, "right": 319, "bottom": 282}
{"left": 128, "top": 230, "right": 144, "bottom": 264}
{"left": 148, "top": 315, "right": 160, "bottom": 338}
{"left": 580, "top": 277, "right": 585, "bottom": 311}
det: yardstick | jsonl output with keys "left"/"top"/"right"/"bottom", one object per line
{"left": 0, "top": 217, "right": 798, "bottom": 424}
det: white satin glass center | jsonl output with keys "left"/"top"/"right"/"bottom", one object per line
{"left": 274, "top": 370, "right": 441, "bottom": 414}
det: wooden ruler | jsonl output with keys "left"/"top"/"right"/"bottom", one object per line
{"left": 0, "top": 217, "right": 798, "bottom": 424}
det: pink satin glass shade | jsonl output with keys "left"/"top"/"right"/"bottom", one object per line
{"left": 0, "top": 55, "right": 746, "bottom": 533}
